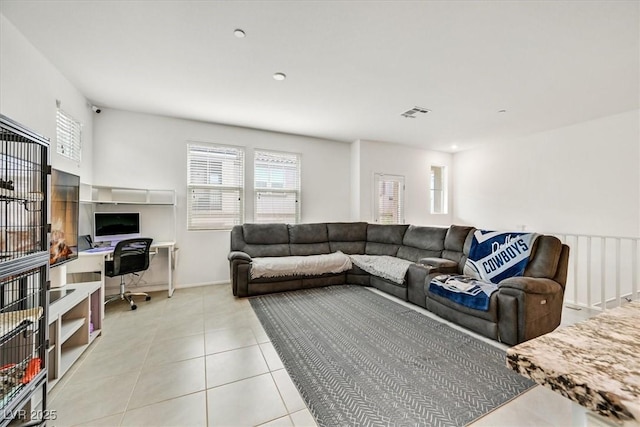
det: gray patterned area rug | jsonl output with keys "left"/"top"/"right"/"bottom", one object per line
{"left": 250, "top": 285, "right": 535, "bottom": 427}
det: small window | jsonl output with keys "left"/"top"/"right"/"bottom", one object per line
{"left": 254, "top": 150, "right": 301, "bottom": 224}
{"left": 187, "top": 142, "right": 244, "bottom": 230}
{"left": 374, "top": 173, "right": 404, "bottom": 224}
{"left": 56, "top": 106, "right": 82, "bottom": 162}
{"left": 430, "top": 165, "right": 447, "bottom": 214}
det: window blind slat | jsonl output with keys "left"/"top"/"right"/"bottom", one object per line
{"left": 56, "top": 108, "right": 82, "bottom": 162}
{"left": 187, "top": 142, "right": 244, "bottom": 230}
{"left": 254, "top": 150, "right": 300, "bottom": 223}
{"left": 374, "top": 174, "right": 404, "bottom": 224}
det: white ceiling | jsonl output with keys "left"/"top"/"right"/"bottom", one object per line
{"left": 2, "top": 1, "right": 638, "bottom": 152}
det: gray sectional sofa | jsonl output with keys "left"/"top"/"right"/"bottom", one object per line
{"left": 228, "top": 222, "right": 569, "bottom": 345}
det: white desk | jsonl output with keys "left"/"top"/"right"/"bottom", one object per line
{"left": 74, "top": 241, "right": 177, "bottom": 298}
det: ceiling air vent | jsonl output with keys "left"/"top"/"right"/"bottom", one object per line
{"left": 401, "top": 106, "right": 431, "bottom": 118}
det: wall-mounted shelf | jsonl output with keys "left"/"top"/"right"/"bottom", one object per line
{"left": 78, "top": 183, "right": 177, "bottom": 252}
{"left": 80, "top": 184, "right": 175, "bottom": 205}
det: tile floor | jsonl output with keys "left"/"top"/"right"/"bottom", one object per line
{"left": 47, "top": 284, "right": 596, "bottom": 427}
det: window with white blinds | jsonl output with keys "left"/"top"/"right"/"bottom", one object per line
{"left": 187, "top": 142, "right": 244, "bottom": 230}
{"left": 374, "top": 173, "right": 405, "bottom": 224}
{"left": 56, "top": 107, "right": 82, "bottom": 162}
{"left": 254, "top": 150, "right": 300, "bottom": 224}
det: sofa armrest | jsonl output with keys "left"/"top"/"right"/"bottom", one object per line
{"left": 498, "top": 277, "right": 562, "bottom": 294}
{"left": 418, "top": 257, "right": 458, "bottom": 274}
{"left": 228, "top": 251, "right": 252, "bottom": 262}
{"left": 228, "top": 251, "right": 252, "bottom": 297}
{"left": 497, "top": 276, "right": 565, "bottom": 345}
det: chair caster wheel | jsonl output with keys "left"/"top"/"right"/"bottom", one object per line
{"left": 145, "top": 296, "right": 151, "bottom": 301}
{"left": 131, "top": 304, "right": 137, "bottom": 310}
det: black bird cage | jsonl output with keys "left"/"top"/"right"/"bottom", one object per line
{"left": 0, "top": 115, "right": 49, "bottom": 426}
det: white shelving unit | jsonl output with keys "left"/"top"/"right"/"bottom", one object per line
{"left": 80, "top": 184, "right": 176, "bottom": 205}
{"left": 47, "top": 281, "right": 103, "bottom": 389}
{"left": 79, "top": 184, "right": 177, "bottom": 243}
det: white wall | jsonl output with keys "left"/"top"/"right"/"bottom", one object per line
{"left": 1, "top": 12, "right": 95, "bottom": 284}
{"left": 354, "top": 140, "right": 453, "bottom": 226}
{"left": 453, "top": 110, "right": 640, "bottom": 237}
{"left": 92, "top": 109, "right": 352, "bottom": 287}
{"left": 0, "top": 13, "right": 94, "bottom": 182}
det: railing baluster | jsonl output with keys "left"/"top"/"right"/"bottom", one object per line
{"left": 633, "top": 239, "right": 638, "bottom": 302}
{"left": 615, "top": 239, "right": 621, "bottom": 307}
{"left": 573, "top": 235, "right": 579, "bottom": 305}
{"left": 587, "top": 236, "right": 592, "bottom": 310}
{"left": 601, "top": 237, "right": 606, "bottom": 310}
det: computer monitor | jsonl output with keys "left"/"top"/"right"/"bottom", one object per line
{"left": 50, "top": 169, "right": 80, "bottom": 266}
{"left": 93, "top": 212, "right": 141, "bottom": 244}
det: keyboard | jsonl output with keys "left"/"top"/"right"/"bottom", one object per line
{"left": 83, "top": 246, "right": 114, "bottom": 253}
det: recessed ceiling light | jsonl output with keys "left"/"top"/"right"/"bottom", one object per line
{"left": 451, "top": 144, "right": 458, "bottom": 151}
{"left": 234, "top": 29, "right": 246, "bottom": 38}
{"left": 273, "top": 72, "right": 287, "bottom": 81}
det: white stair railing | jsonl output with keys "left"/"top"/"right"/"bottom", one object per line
{"left": 552, "top": 233, "right": 640, "bottom": 311}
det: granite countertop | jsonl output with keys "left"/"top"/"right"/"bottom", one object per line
{"left": 507, "top": 301, "right": 640, "bottom": 422}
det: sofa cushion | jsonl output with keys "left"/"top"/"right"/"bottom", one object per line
{"left": 327, "top": 222, "right": 368, "bottom": 241}
{"left": 397, "top": 226, "right": 447, "bottom": 262}
{"left": 366, "top": 224, "right": 408, "bottom": 256}
{"left": 444, "top": 225, "right": 474, "bottom": 251}
{"left": 367, "top": 224, "right": 408, "bottom": 244}
{"left": 403, "top": 225, "right": 447, "bottom": 250}
{"left": 397, "top": 246, "right": 441, "bottom": 262}
{"left": 243, "top": 223, "right": 289, "bottom": 244}
{"left": 241, "top": 244, "right": 290, "bottom": 258}
{"left": 289, "top": 223, "right": 328, "bottom": 243}
{"left": 330, "top": 241, "right": 366, "bottom": 254}
{"left": 441, "top": 225, "right": 475, "bottom": 271}
{"left": 365, "top": 242, "right": 398, "bottom": 256}
{"left": 524, "top": 235, "right": 562, "bottom": 279}
{"left": 289, "top": 223, "right": 330, "bottom": 256}
{"left": 327, "top": 222, "right": 367, "bottom": 254}
{"left": 290, "top": 243, "right": 331, "bottom": 256}
{"left": 231, "top": 224, "right": 290, "bottom": 257}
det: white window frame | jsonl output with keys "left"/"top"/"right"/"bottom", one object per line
{"left": 56, "top": 106, "right": 82, "bottom": 162}
{"left": 187, "top": 142, "right": 245, "bottom": 230}
{"left": 254, "top": 149, "right": 301, "bottom": 224}
{"left": 374, "top": 173, "right": 405, "bottom": 224}
{"left": 430, "top": 165, "right": 448, "bottom": 214}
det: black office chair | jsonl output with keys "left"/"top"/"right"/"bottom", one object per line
{"left": 104, "top": 238, "right": 153, "bottom": 310}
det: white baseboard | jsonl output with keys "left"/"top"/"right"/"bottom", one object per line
{"left": 175, "top": 280, "right": 230, "bottom": 289}
{"left": 105, "top": 280, "right": 231, "bottom": 296}
{"left": 568, "top": 291, "right": 640, "bottom": 311}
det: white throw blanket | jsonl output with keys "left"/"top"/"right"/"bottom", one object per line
{"left": 349, "top": 255, "right": 413, "bottom": 285}
{"left": 251, "top": 251, "right": 353, "bottom": 279}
